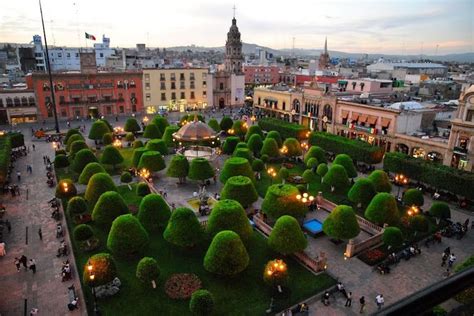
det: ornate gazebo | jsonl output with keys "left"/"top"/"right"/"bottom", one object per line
{"left": 173, "top": 115, "right": 218, "bottom": 160}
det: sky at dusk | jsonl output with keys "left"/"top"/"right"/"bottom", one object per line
{"left": 0, "top": 0, "right": 472, "bottom": 54}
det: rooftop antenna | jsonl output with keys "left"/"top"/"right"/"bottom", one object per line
{"left": 232, "top": 4, "right": 236, "bottom": 18}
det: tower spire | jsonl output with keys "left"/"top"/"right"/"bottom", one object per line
{"left": 232, "top": 4, "right": 236, "bottom": 19}
{"left": 324, "top": 36, "right": 328, "bottom": 55}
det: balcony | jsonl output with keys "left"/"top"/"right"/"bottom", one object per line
{"left": 59, "top": 98, "right": 124, "bottom": 106}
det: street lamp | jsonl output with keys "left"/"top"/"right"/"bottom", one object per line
{"left": 227, "top": 128, "right": 235, "bottom": 135}
{"left": 113, "top": 139, "right": 122, "bottom": 148}
{"left": 296, "top": 192, "right": 315, "bottom": 209}
{"left": 280, "top": 145, "right": 288, "bottom": 155}
{"left": 139, "top": 168, "right": 151, "bottom": 182}
{"left": 407, "top": 205, "right": 419, "bottom": 217}
{"left": 394, "top": 173, "right": 409, "bottom": 199}
{"left": 250, "top": 116, "right": 256, "bottom": 125}
{"left": 142, "top": 116, "right": 149, "bottom": 124}
{"left": 87, "top": 264, "right": 99, "bottom": 315}
{"left": 267, "top": 167, "right": 277, "bottom": 184}
{"left": 62, "top": 182, "right": 69, "bottom": 193}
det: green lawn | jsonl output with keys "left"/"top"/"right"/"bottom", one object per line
{"left": 66, "top": 184, "right": 335, "bottom": 315}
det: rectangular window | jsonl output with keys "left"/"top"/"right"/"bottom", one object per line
{"left": 145, "top": 82, "right": 150, "bottom": 90}
{"left": 190, "top": 72, "right": 195, "bottom": 80}
{"left": 0, "top": 99, "right": 3, "bottom": 107}
{"left": 171, "top": 92, "right": 176, "bottom": 100}
{"left": 202, "top": 81, "right": 206, "bottom": 87}
{"left": 170, "top": 73, "right": 176, "bottom": 81}
{"left": 59, "top": 96, "right": 65, "bottom": 104}
{"left": 75, "top": 53, "right": 79, "bottom": 57}
{"left": 160, "top": 82, "right": 166, "bottom": 90}
{"left": 190, "top": 91, "right": 195, "bottom": 99}
{"left": 66, "top": 53, "right": 70, "bottom": 58}
{"left": 180, "top": 92, "right": 185, "bottom": 99}
{"left": 190, "top": 81, "right": 195, "bottom": 89}
{"left": 100, "top": 53, "right": 104, "bottom": 58}
{"left": 203, "top": 91, "right": 207, "bottom": 97}
{"left": 119, "top": 106, "right": 124, "bottom": 113}
{"left": 146, "top": 93, "right": 151, "bottom": 101}
{"left": 106, "top": 107, "right": 112, "bottom": 115}
{"left": 180, "top": 81, "right": 185, "bottom": 89}
{"left": 160, "top": 73, "right": 165, "bottom": 81}
{"left": 180, "top": 73, "right": 185, "bottom": 80}
{"left": 161, "top": 93, "right": 166, "bottom": 101}
{"left": 171, "top": 82, "right": 176, "bottom": 90}
{"left": 58, "top": 53, "right": 62, "bottom": 58}
{"left": 220, "top": 83, "right": 224, "bottom": 90}
{"left": 144, "top": 74, "right": 150, "bottom": 81}
{"left": 61, "top": 110, "right": 67, "bottom": 117}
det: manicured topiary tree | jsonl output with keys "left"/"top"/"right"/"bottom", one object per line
{"left": 152, "top": 116, "right": 169, "bottom": 135}
{"left": 333, "top": 154, "right": 357, "bottom": 178}
{"left": 236, "top": 142, "right": 248, "bottom": 150}
{"left": 143, "top": 123, "right": 162, "bottom": 139}
{"left": 204, "top": 230, "right": 249, "bottom": 276}
{"left": 316, "top": 163, "right": 328, "bottom": 180}
{"left": 368, "top": 170, "right": 392, "bottom": 193}
{"left": 133, "top": 140, "right": 144, "bottom": 148}
{"left": 100, "top": 145, "right": 124, "bottom": 169}
{"left": 260, "top": 138, "right": 280, "bottom": 159}
{"left": 74, "top": 224, "right": 94, "bottom": 242}
{"left": 55, "top": 149, "right": 67, "bottom": 156}
{"left": 220, "top": 157, "right": 254, "bottom": 184}
{"left": 85, "top": 172, "right": 117, "bottom": 207}
{"left": 220, "top": 176, "right": 258, "bottom": 208}
{"left": 138, "top": 151, "right": 166, "bottom": 172}
{"left": 102, "top": 132, "right": 113, "bottom": 145}
{"left": 278, "top": 167, "right": 289, "bottom": 184}
{"left": 162, "top": 125, "right": 180, "bottom": 147}
{"left": 266, "top": 131, "right": 282, "bottom": 147}
{"left": 72, "top": 148, "right": 98, "bottom": 173}
{"left": 348, "top": 178, "right": 376, "bottom": 208}
{"left": 65, "top": 129, "right": 82, "bottom": 145}
{"left": 166, "top": 154, "right": 189, "bottom": 184}
{"left": 365, "top": 192, "right": 399, "bottom": 226}
{"left": 306, "top": 157, "right": 319, "bottom": 172}
{"left": 67, "top": 196, "right": 88, "bottom": 218}
{"left": 69, "top": 140, "right": 88, "bottom": 158}
{"left": 402, "top": 188, "right": 424, "bottom": 207}
{"left": 66, "top": 133, "right": 84, "bottom": 151}
{"left": 189, "top": 289, "right": 214, "bottom": 315}
{"left": 146, "top": 139, "right": 168, "bottom": 155}
{"left": 99, "top": 119, "right": 113, "bottom": 133}
{"left": 323, "top": 205, "right": 360, "bottom": 240}
{"left": 132, "top": 147, "right": 149, "bottom": 167}
{"left": 268, "top": 215, "right": 307, "bottom": 255}
{"left": 120, "top": 171, "right": 132, "bottom": 183}
{"left": 125, "top": 132, "right": 135, "bottom": 142}
{"left": 208, "top": 118, "right": 220, "bottom": 132}
{"left": 136, "top": 182, "right": 151, "bottom": 196}
{"left": 282, "top": 138, "right": 302, "bottom": 158}
{"left": 222, "top": 136, "right": 240, "bottom": 154}
{"left": 220, "top": 116, "right": 233, "bottom": 131}
{"left": 92, "top": 191, "right": 129, "bottom": 227}
{"left": 410, "top": 215, "right": 429, "bottom": 234}
{"left": 429, "top": 202, "right": 451, "bottom": 221}
{"left": 136, "top": 257, "right": 160, "bottom": 289}
{"left": 302, "top": 169, "right": 315, "bottom": 189}
{"left": 163, "top": 207, "right": 204, "bottom": 248}
{"left": 88, "top": 120, "right": 110, "bottom": 141}
{"left": 245, "top": 125, "right": 264, "bottom": 142}
{"left": 55, "top": 179, "right": 77, "bottom": 199}
{"left": 207, "top": 199, "right": 253, "bottom": 242}
{"left": 124, "top": 118, "right": 141, "bottom": 133}
{"left": 188, "top": 158, "right": 215, "bottom": 183}
{"left": 83, "top": 253, "right": 117, "bottom": 287}
{"left": 78, "top": 162, "right": 107, "bottom": 185}
{"left": 252, "top": 158, "right": 264, "bottom": 173}
{"left": 304, "top": 146, "right": 326, "bottom": 164}
{"left": 247, "top": 134, "right": 263, "bottom": 156}
{"left": 323, "top": 164, "right": 350, "bottom": 193}
{"left": 54, "top": 154, "right": 69, "bottom": 168}
{"left": 107, "top": 214, "right": 149, "bottom": 258}
{"left": 138, "top": 194, "right": 171, "bottom": 232}
{"left": 262, "top": 184, "right": 306, "bottom": 220}
{"left": 382, "top": 227, "right": 404, "bottom": 249}
{"left": 233, "top": 148, "right": 253, "bottom": 162}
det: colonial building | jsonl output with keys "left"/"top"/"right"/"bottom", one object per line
{"left": 26, "top": 71, "right": 143, "bottom": 120}
{"left": 142, "top": 68, "right": 208, "bottom": 113}
{"left": 0, "top": 89, "right": 38, "bottom": 124}
{"left": 207, "top": 15, "right": 245, "bottom": 108}
{"left": 243, "top": 66, "right": 280, "bottom": 86}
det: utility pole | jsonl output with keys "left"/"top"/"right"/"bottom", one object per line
{"left": 39, "top": 0, "right": 60, "bottom": 133}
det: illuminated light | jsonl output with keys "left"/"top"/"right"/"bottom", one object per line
{"left": 296, "top": 194, "right": 302, "bottom": 200}
{"left": 90, "top": 274, "right": 95, "bottom": 281}
{"left": 302, "top": 197, "right": 307, "bottom": 203}
{"left": 88, "top": 264, "right": 93, "bottom": 272}
{"left": 267, "top": 270, "right": 272, "bottom": 276}
{"left": 309, "top": 196, "right": 314, "bottom": 201}
{"left": 142, "top": 116, "right": 149, "bottom": 123}
{"left": 113, "top": 139, "right": 122, "bottom": 148}
{"left": 273, "top": 262, "right": 278, "bottom": 268}
{"left": 303, "top": 193, "right": 308, "bottom": 198}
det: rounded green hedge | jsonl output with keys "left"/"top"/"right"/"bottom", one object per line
{"left": 266, "top": 131, "right": 282, "bottom": 147}
{"left": 55, "top": 179, "right": 77, "bottom": 199}
{"left": 368, "top": 170, "right": 392, "bottom": 193}
{"left": 102, "top": 132, "right": 113, "bottom": 145}
{"left": 429, "top": 202, "right": 451, "bottom": 219}
{"left": 166, "top": 154, "right": 189, "bottom": 182}
{"left": 233, "top": 148, "right": 253, "bottom": 162}
{"left": 83, "top": 253, "right": 117, "bottom": 286}
{"left": 247, "top": 134, "right": 263, "bottom": 155}
{"left": 85, "top": 172, "right": 117, "bottom": 207}
{"left": 245, "top": 125, "right": 264, "bottom": 142}
{"left": 54, "top": 154, "right": 69, "bottom": 168}
{"left": 65, "top": 129, "right": 82, "bottom": 146}
{"left": 304, "top": 146, "right": 326, "bottom": 164}
{"left": 219, "top": 157, "right": 254, "bottom": 184}
{"left": 261, "top": 184, "right": 306, "bottom": 220}
{"left": 136, "top": 257, "right": 160, "bottom": 287}
{"left": 410, "top": 215, "right": 429, "bottom": 233}
{"left": 88, "top": 120, "right": 110, "bottom": 141}
{"left": 260, "top": 138, "right": 280, "bottom": 158}
{"left": 323, "top": 205, "right": 360, "bottom": 240}
{"left": 189, "top": 289, "right": 214, "bottom": 315}
{"left": 124, "top": 118, "right": 141, "bottom": 133}
{"left": 204, "top": 230, "right": 249, "bottom": 276}
{"left": 138, "top": 193, "right": 171, "bottom": 232}
{"left": 323, "top": 164, "right": 350, "bottom": 193}
{"left": 107, "top": 214, "right": 149, "bottom": 258}
{"left": 133, "top": 140, "right": 144, "bottom": 149}
{"left": 138, "top": 151, "right": 166, "bottom": 172}
{"left": 382, "top": 226, "right": 403, "bottom": 248}
{"left": 208, "top": 119, "right": 220, "bottom": 132}
{"left": 69, "top": 140, "right": 88, "bottom": 158}
{"left": 402, "top": 188, "right": 424, "bottom": 207}
{"left": 282, "top": 138, "right": 302, "bottom": 158}
{"left": 163, "top": 207, "right": 204, "bottom": 248}
{"left": 162, "top": 125, "right": 180, "bottom": 147}
{"left": 348, "top": 178, "right": 376, "bottom": 208}
{"left": 143, "top": 123, "right": 162, "bottom": 139}
{"left": 306, "top": 157, "right": 319, "bottom": 170}
{"left": 74, "top": 224, "right": 94, "bottom": 242}
{"left": 365, "top": 192, "right": 399, "bottom": 226}
{"left": 132, "top": 147, "right": 149, "bottom": 167}
{"left": 66, "top": 133, "right": 84, "bottom": 151}
{"left": 136, "top": 182, "right": 151, "bottom": 197}
{"left": 316, "top": 163, "right": 328, "bottom": 178}
{"left": 236, "top": 142, "right": 248, "bottom": 150}
{"left": 207, "top": 199, "right": 253, "bottom": 241}
{"left": 220, "top": 117, "right": 233, "bottom": 131}
{"left": 120, "top": 171, "right": 133, "bottom": 183}
{"left": 333, "top": 154, "right": 357, "bottom": 178}
{"left": 67, "top": 196, "right": 88, "bottom": 216}
{"left": 78, "top": 162, "right": 107, "bottom": 185}
{"left": 100, "top": 145, "right": 124, "bottom": 168}
{"left": 220, "top": 176, "right": 258, "bottom": 208}
{"left": 268, "top": 215, "right": 307, "bottom": 255}
{"left": 188, "top": 158, "right": 215, "bottom": 182}
{"left": 152, "top": 116, "right": 169, "bottom": 135}
{"left": 125, "top": 132, "right": 135, "bottom": 142}
{"left": 251, "top": 158, "right": 264, "bottom": 172}
{"left": 72, "top": 148, "right": 98, "bottom": 173}
{"left": 146, "top": 139, "right": 168, "bottom": 155}
{"left": 92, "top": 191, "right": 129, "bottom": 227}
{"left": 222, "top": 136, "right": 240, "bottom": 154}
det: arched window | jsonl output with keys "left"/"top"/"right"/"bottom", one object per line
{"left": 21, "top": 97, "right": 28, "bottom": 106}
{"left": 292, "top": 99, "right": 300, "bottom": 113}
{"left": 13, "top": 97, "right": 21, "bottom": 106}
{"left": 323, "top": 104, "right": 333, "bottom": 121}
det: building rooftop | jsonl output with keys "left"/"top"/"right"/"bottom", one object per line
{"left": 369, "top": 62, "right": 447, "bottom": 69}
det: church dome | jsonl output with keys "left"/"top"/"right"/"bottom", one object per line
{"left": 173, "top": 116, "right": 217, "bottom": 142}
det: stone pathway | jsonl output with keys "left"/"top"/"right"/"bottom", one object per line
{"left": 0, "top": 137, "right": 85, "bottom": 315}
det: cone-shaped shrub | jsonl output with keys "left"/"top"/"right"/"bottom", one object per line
{"left": 125, "top": 132, "right": 135, "bottom": 142}
{"left": 98, "top": 119, "right": 113, "bottom": 132}
{"left": 120, "top": 171, "right": 132, "bottom": 183}
{"left": 88, "top": 120, "right": 110, "bottom": 141}
{"left": 262, "top": 184, "right": 306, "bottom": 220}
{"left": 323, "top": 205, "right": 360, "bottom": 240}
{"left": 323, "top": 165, "right": 350, "bottom": 193}
{"left": 85, "top": 173, "right": 117, "bottom": 207}
{"left": 162, "top": 125, "right": 180, "bottom": 147}
{"left": 266, "top": 131, "right": 282, "bottom": 147}
{"left": 133, "top": 140, "right": 144, "bottom": 148}
{"left": 410, "top": 215, "right": 429, "bottom": 233}
{"left": 69, "top": 140, "right": 88, "bottom": 158}
{"left": 166, "top": 154, "right": 189, "bottom": 184}
{"left": 55, "top": 179, "right": 77, "bottom": 199}
{"left": 78, "top": 162, "right": 106, "bottom": 185}
{"left": 107, "top": 214, "right": 149, "bottom": 258}
{"left": 207, "top": 199, "right": 253, "bottom": 241}
{"left": 368, "top": 170, "right": 392, "bottom": 193}
{"left": 402, "top": 188, "right": 424, "bottom": 207}
{"left": 146, "top": 139, "right": 168, "bottom": 155}
{"left": 302, "top": 169, "right": 316, "bottom": 184}
{"left": 333, "top": 154, "right": 357, "bottom": 178}
{"left": 316, "top": 163, "right": 328, "bottom": 178}
{"left": 283, "top": 138, "right": 302, "bottom": 158}
{"left": 348, "top": 178, "right": 376, "bottom": 208}
{"left": 72, "top": 148, "right": 98, "bottom": 173}
{"left": 124, "top": 118, "right": 141, "bottom": 133}
{"left": 233, "top": 148, "right": 253, "bottom": 162}
{"left": 247, "top": 134, "right": 263, "bottom": 156}
{"left": 54, "top": 154, "right": 69, "bottom": 168}
{"left": 365, "top": 192, "right": 399, "bottom": 226}
{"left": 138, "top": 193, "right": 171, "bottom": 232}
{"left": 136, "top": 182, "right": 151, "bottom": 196}
{"left": 132, "top": 147, "right": 149, "bottom": 167}
{"left": 92, "top": 191, "right": 129, "bottom": 227}
{"left": 245, "top": 125, "right": 264, "bottom": 141}
{"left": 252, "top": 159, "right": 264, "bottom": 172}
{"left": 143, "top": 123, "right": 162, "bottom": 139}
{"left": 136, "top": 257, "right": 160, "bottom": 288}
{"left": 220, "top": 116, "right": 233, "bottom": 131}
{"left": 208, "top": 119, "right": 220, "bottom": 132}
{"left": 382, "top": 227, "right": 403, "bottom": 248}
{"left": 138, "top": 151, "right": 166, "bottom": 172}
{"left": 74, "top": 224, "right": 94, "bottom": 242}
{"left": 278, "top": 167, "right": 289, "bottom": 182}
{"left": 67, "top": 196, "right": 88, "bottom": 217}
{"left": 100, "top": 145, "right": 124, "bottom": 168}
{"left": 222, "top": 136, "right": 240, "bottom": 154}
{"left": 304, "top": 146, "right": 326, "bottom": 164}
{"left": 163, "top": 207, "right": 204, "bottom": 248}
{"left": 306, "top": 157, "right": 319, "bottom": 170}
{"left": 204, "top": 230, "right": 249, "bottom": 276}
{"left": 236, "top": 142, "right": 248, "bottom": 150}
{"left": 189, "top": 289, "right": 214, "bottom": 315}
{"left": 65, "top": 129, "right": 82, "bottom": 146}
{"left": 189, "top": 158, "right": 215, "bottom": 182}
{"left": 152, "top": 116, "right": 169, "bottom": 135}
{"left": 55, "top": 149, "right": 67, "bottom": 156}
{"left": 66, "top": 133, "right": 84, "bottom": 151}
{"left": 102, "top": 132, "right": 113, "bottom": 145}
{"left": 268, "top": 215, "right": 307, "bottom": 255}
{"left": 260, "top": 138, "right": 280, "bottom": 158}
{"left": 220, "top": 157, "right": 254, "bottom": 184}
{"left": 429, "top": 202, "right": 451, "bottom": 220}
{"left": 83, "top": 253, "right": 117, "bottom": 286}
{"left": 220, "top": 176, "right": 258, "bottom": 208}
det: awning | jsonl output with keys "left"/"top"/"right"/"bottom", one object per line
{"left": 381, "top": 118, "right": 391, "bottom": 128}
{"left": 367, "top": 116, "right": 378, "bottom": 125}
{"left": 359, "top": 114, "right": 368, "bottom": 123}
{"left": 341, "top": 110, "right": 349, "bottom": 119}
{"left": 351, "top": 112, "right": 360, "bottom": 121}
{"left": 338, "top": 80, "right": 348, "bottom": 84}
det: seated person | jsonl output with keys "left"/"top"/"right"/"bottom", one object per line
{"left": 68, "top": 298, "right": 78, "bottom": 310}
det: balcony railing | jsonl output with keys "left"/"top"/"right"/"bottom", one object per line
{"left": 59, "top": 98, "right": 124, "bottom": 106}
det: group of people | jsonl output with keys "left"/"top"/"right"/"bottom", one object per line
{"left": 61, "top": 260, "right": 72, "bottom": 282}
{"left": 321, "top": 282, "right": 384, "bottom": 313}
{"left": 14, "top": 255, "right": 36, "bottom": 274}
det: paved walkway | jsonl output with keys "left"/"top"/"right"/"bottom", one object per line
{"left": 0, "top": 137, "right": 85, "bottom": 315}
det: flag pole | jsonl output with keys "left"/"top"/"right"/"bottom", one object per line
{"left": 39, "top": 0, "right": 60, "bottom": 134}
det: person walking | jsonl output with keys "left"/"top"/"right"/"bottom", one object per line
{"left": 32, "top": 144, "right": 35, "bottom": 151}
{"left": 5, "top": 219, "right": 11, "bottom": 233}
{"left": 20, "top": 255, "right": 28, "bottom": 270}
{"left": 29, "top": 259, "right": 36, "bottom": 274}
{"left": 345, "top": 291, "right": 352, "bottom": 307}
{"left": 448, "top": 253, "right": 457, "bottom": 268}
{"left": 38, "top": 228, "right": 42, "bottom": 241}
{"left": 17, "top": 171, "right": 21, "bottom": 182}
{"left": 14, "top": 257, "right": 21, "bottom": 272}
{"left": 359, "top": 296, "right": 366, "bottom": 313}
{"left": 441, "top": 252, "right": 448, "bottom": 267}
{"left": 375, "top": 294, "right": 384, "bottom": 310}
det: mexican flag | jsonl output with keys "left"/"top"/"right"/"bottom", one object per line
{"left": 85, "top": 32, "right": 96, "bottom": 40}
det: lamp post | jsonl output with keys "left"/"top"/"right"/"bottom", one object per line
{"left": 394, "top": 173, "right": 409, "bottom": 200}
{"left": 296, "top": 192, "right": 315, "bottom": 210}
{"left": 407, "top": 205, "right": 419, "bottom": 217}
{"left": 139, "top": 168, "right": 151, "bottom": 182}
{"left": 267, "top": 167, "right": 277, "bottom": 184}
{"left": 87, "top": 264, "right": 100, "bottom": 315}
